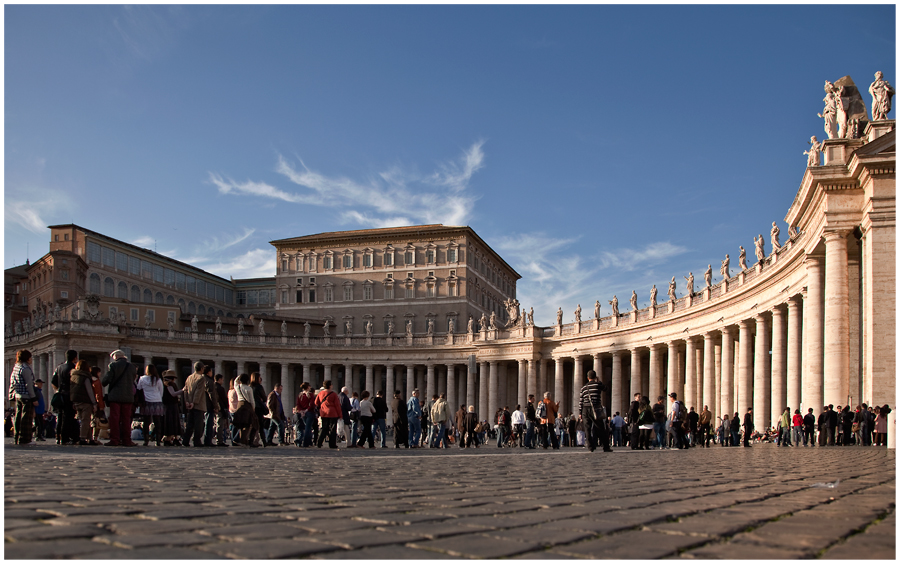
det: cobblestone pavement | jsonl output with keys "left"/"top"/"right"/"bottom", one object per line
{"left": 4, "top": 440, "right": 895, "bottom": 559}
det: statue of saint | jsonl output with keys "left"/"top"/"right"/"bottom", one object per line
{"left": 804, "top": 136, "right": 824, "bottom": 167}
{"left": 345, "top": 320, "right": 352, "bottom": 335}
{"left": 215, "top": 317, "right": 222, "bottom": 333}
{"left": 754, "top": 235, "right": 765, "bottom": 262}
{"left": 818, "top": 81, "right": 839, "bottom": 139}
{"left": 788, "top": 225, "right": 799, "bottom": 239}
{"left": 168, "top": 317, "right": 175, "bottom": 332}
{"left": 489, "top": 311, "right": 497, "bottom": 330}
{"left": 427, "top": 319, "right": 434, "bottom": 335}
{"left": 479, "top": 313, "right": 487, "bottom": 331}
{"left": 556, "top": 307, "right": 563, "bottom": 326}
{"left": 630, "top": 291, "right": 637, "bottom": 311}
{"left": 53, "top": 304, "right": 60, "bottom": 321}
{"left": 145, "top": 311, "right": 152, "bottom": 329}
{"left": 14, "top": 321, "right": 22, "bottom": 335}
{"left": 609, "top": 295, "right": 619, "bottom": 317}
{"left": 237, "top": 317, "right": 244, "bottom": 334}
{"left": 594, "top": 300, "right": 600, "bottom": 320}
{"left": 668, "top": 277, "right": 677, "bottom": 302}
{"left": 771, "top": 222, "right": 781, "bottom": 251}
{"left": 650, "top": 285, "right": 658, "bottom": 307}
{"left": 22, "top": 319, "right": 30, "bottom": 333}
{"left": 739, "top": 246, "right": 748, "bottom": 271}
{"left": 281, "top": 320, "right": 287, "bottom": 336}
{"left": 574, "top": 304, "right": 582, "bottom": 323}
{"left": 704, "top": 265, "right": 712, "bottom": 288}
{"left": 684, "top": 272, "right": 694, "bottom": 295}
{"left": 527, "top": 307, "right": 534, "bottom": 326}
{"left": 387, "top": 320, "right": 394, "bottom": 336}
{"left": 869, "top": 71, "right": 894, "bottom": 121}
{"left": 467, "top": 316, "right": 474, "bottom": 334}
{"left": 191, "top": 315, "right": 199, "bottom": 332}
{"left": 406, "top": 319, "right": 413, "bottom": 337}
{"left": 304, "top": 321, "right": 311, "bottom": 337}
{"left": 71, "top": 303, "right": 80, "bottom": 320}
{"left": 448, "top": 318, "right": 455, "bottom": 334}
{"left": 365, "top": 321, "right": 372, "bottom": 337}
{"left": 323, "top": 319, "right": 330, "bottom": 337}
{"left": 258, "top": 319, "right": 266, "bottom": 336}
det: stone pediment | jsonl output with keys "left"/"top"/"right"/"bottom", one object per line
{"left": 856, "top": 129, "right": 895, "bottom": 157}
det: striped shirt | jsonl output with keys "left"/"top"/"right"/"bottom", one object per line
{"left": 579, "top": 380, "right": 605, "bottom": 417}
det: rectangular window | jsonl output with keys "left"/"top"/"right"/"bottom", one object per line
{"left": 309, "top": 277, "right": 315, "bottom": 284}
{"left": 186, "top": 276, "right": 195, "bottom": 293}
{"left": 449, "top": 284, "right": 456, "bottom": 297}
{"left": 281, "top": 259, "right": 288, "bottom": 272}
{"left": 153, "top": 264, "right": 164, "bottom": 283}
{"left": 258, "top": 290, "right": 269, "bottom": 305}
{"left": 407, "top": 272, "right": 413, "bottom": 279}
{"left": 164, "top": 268, "right": 175, "bottom": 286}
{"left": 384, "top": 253, "right": 393, "bottom": 266}
{"left": 406, "top": 287, "right": 414, "bottom": 299}
{"left": 102, "top": 246, "right": 115, "bottom": 267}
{"left": 324, "top": 256, "right": 333, "bottom": 269}
{"left": 296, "top": 290, "right": 303, "bottom": 303}
{"left": 385, "top": 286, "right": 394, "bottom": 300}
{"left": 448, "top": 248, "right": 457, "bottom": 263}
{"left": 237, "top": 290, "right": 247, "bottom": 305}
{"left": 248, "top": 290, "right": 258, "bottom": 305}
{"left": 216, "top": 286, "right": 224, "bottom": 302}
{"left": 281, "top": 290, "right": 288, "bottom": 304}
{"left": 116, "top": 252, "right": 128, "bottom": 271}
{"left": 308, "top": 289, "right": 316, "bottom": 303}
{"left": 428, "top": 271, "right": 435, "bottom": 277}
{"left": 87, "top": 242, "right": 101, "bottom": 263}
{"left": 224, "top": 289, "right": 233, "bottom": 305}
{"left": 131, "top": 308, "right": 139, "bottom": 321}
{"left": 129, "top": 257, "right": 140, "bottom": 275}
{"left": 60, "top": 291, "right": 68, "bottom": 299}
{"left": 364, "top": 286, "right": 373, "bottom": 300}
{"left": 141, "top": 260, "right": 152, "bottom": 278}
{"left": 147, "top": 310, "right": 155, "bottom": 323}
{"left": 196, "top": 280, "right": 206, "bottom": 297}
{"left": 207, "top": 283, "right": 215, "bottom": 300}
{"left": 325, "top": 287, "right": 333, "bottom": 302}
{"left": 343, "top": 255, "right": 352, "bottom": 269}
{"left": 343, "top": 286, "right": 352, "bottom": 301}
{"left": 175, "top": 272, "right": 185, "bottom": 290}
{"left": 61, "top": 270, "right": 69, "bottom": 280}
{"left": 363, "top": 254, "right": 372, "bottom": 267}
{"left": 426, "top": 285, "right": 435, "bottom": 298}
{"left": 405, "top": 251, "right": 414, "bottom": 265}
{"left": 65, "top": 234, "right": 69, "bottom": 241}
{"left": 309, "top": 255, "right": 317, "bottom": 272}
{"left": 426, "top": 250, "right": 435, "bottom": 263}
{"left": 297, "top": 278, "right": 303, "bottom": 285}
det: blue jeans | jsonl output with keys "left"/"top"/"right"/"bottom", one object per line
{"left": 373, "top": 418, "right": 387, "bottom": 447}
{"left": 267, "top": 418, "right": 285, "bottom": 445}
{"left": 792, "top": 426, "right": 801, "bottom": 446}
{"left": 408, "top": 417, "right": 422, "bottom": 446}
{"left": 654, "top": 421, "right": 666, "bottom": 448}
{"left": 524, "top": 421, "right": 535, "bottom": 448}
{"left": 349, "top": 418, "right": 359, "bottom": 445}
{"left": 301, "top": 411, "right": 316, "bottom": 447}
{"left": 731, "top": 430, "right": 740, "bottom": 446}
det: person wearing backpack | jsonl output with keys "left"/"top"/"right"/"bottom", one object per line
{"left": 539, "top": 392, "right": 560, "bottom": 449}
{"left": 667, "top": 393, "right": 687, "bottom": 449}
{"left": 9, "top": 349, "right": 38, "bottom": 445}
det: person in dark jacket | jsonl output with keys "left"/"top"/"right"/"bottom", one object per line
{"left": 372, "top": 390, "right": 389, "bottom": 448}
{"left": 50, "top": 349, "right": 79, "bottom": 445}
{"left": 215, "top": 374, "right": 229, "bottom": 446}
{"left": 826, "top": 404, "right": 838, "bottom": 446}
{"left": 841, "top": 406, "right": 854, "bottom": 445}
{"left": 730, "top": 412, "right": 741, "bottom": 447}
{"left": 742, "top": 407, "right": 754, "bottom": 447}
{"left": 463, "top": 405, "right": 479, "bottom": 448}
{"left": 391, "top": 390, "right": 409, "bottom": 448}
{"left": 69, "top": 360, "right": 98, "bottom": 445}
{"left": 454, "top": 404, "right": 466, "bottom": 448}
{"left": 817, "top": 406, "right": 828, "bottom": 446}
{"left": 628, "top": 393, "right": 641, "bottom": 449}
{"left": 524, "top": 396, "right": 537, "bottom": 449}
{"left": 802, "top": 408, "right": 816, "bottom": 446}
{"left": 250, "top": 372, "right": 268, "bottom": 446}
{"left": 101, "top": 350, "right": 137, "bottom": 447}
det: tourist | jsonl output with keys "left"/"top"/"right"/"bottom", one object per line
{"left": 779, "top": 408, "right": 792, "bottom": 447}
{"left": 854, "top": 404, "right": 869, "bottom": 446}
{"left": 265, "top": 383, "right": 286, "bottom": 446}
{"left": 841, "top": 405, "right": 854, "bottom": 446}
{"left": 791, "top": 409, "right": 803, "bottom": 447}
{"left": 524, "top": 395, "right": 537, "bottom": 449}
{"left": 667, "top": 393, "right": 687, "bottom": 449}
{"left": 802, "top": 408, "right": 815, "bottom": 447}
{"left": 688, "top": 407, "right": 700, "bottom": 446}
{"left": 314, "top": 380, "right": 341, "bottom": 449}
{"left": 423, "top": 395, "right": 436, "bottom": 447}
{"left": 462, "top": 405, "right": 479, "bottom": 448}
{"left": 227, "top": 376, "right": 240, "bottom": 444}
{"left": 50, "top": 349, "right": 79, "bottom": 445}
{"left": 338, "top": 387, "right": 352, "bottom": 446}
{"left": 825, "top": 404, "right": 838, "bottom": 446}
{"left": 636, "top": 396, "right": 654, "bottom": 450}
{"left": 372, "top": 390, "right": 388, "bottom": 448}
{"left": 392, "top": 390, "right": 410, "bottom": 448}
{"left": 296, "top": 383, "right": 315, "bottom": 447}
{"left": 718, "top": 415, "right": 728, "bottom": 446}
{"left": 512, "top": 405, "right": 525, "bottom": 447}
{"left": 356, "top": 390, "right": 375, "bottom": 448}
{"left": 579, "top": 370, "right": 611, "bottom": 452}
{"left": 652, "top": 398, "right": 667, "bottom": 449}
{"left": 407, "top": 389, "right": 422, "bottom": 447}
{"left": 628, "top": 393, "right": 641, "bottom": 449}
{"left": 566, "top": 413, "right": 577, "bottom": 447}
{"left": 102, "top": 350, "right": 137, "bottom": 447}
{"left": 136, "top": 365, "right": 164, "bottom": 446}
{"left": 697, "top": 405, "right": 711, "bottom": 447}
{"left": 454, "top": 403, "right": 466, "bottom": 448}
{"left": 233, "top": 373, "right": 259, "bottom": 447}
{"left": 817, "top": 406, "right": 828, "bottom": 446}
{"left": 69, "top": 360, "right": 97, "bottom": 445}
{"left": 161, "top": 370, "right": 183, "bottom": 446}
{"left": 430, "top": 393, "right": 450, "bottom": 448}
{"left": 250, "top": 372, "right": 267, "bottom": 446}
{"left": 348, "top": 391, "right": 360, "bottom": 446}
{"left": 182, "top": 362, "right": 209, "bottom": 447}
{"left": 213, "top": 374, "right": 229, "bottom": 446}
{"left": 742, "top": 407, "right": 754, "bottom": 447}
{"left": 541, "top": 392, "right": 560, "bottom": 449}
{"left": 874, "top": 405, "right": 890, "bottom": 446}
{"left": 610, "top": 411, "right": 625, "bottom": 447}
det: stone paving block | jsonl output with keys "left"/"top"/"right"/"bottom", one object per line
{"left": 353, "top": 512, "right": 453, "bottom": 526}
{"left": 3, "top": 509, "right": 55, "bottom": 519}
{"left": 93, "top": 532, "right": 213, "bottom": 548}
{"left": 3, "top": 519, "right": 41, "bottom": 530}
{"left": 194, "top": 538, "right": 341, "bottom": 558}
{"left": 820, "top": 513, "right": 896, "bottom": 560}
{"left": 295, "top": 518, "right": 383, "bottom": 532}
{"left": 4, "top": 539, "right": 106, "bottom": 559}
{"left": 410, "top": 532, "right": 544, "bottom": 558}
{"left": 554, "top": 529, "right": 707, "bottom": 559}
{"left": 5, "top": 523, "right": 107, "bottom": 541}
{"left": 310, "top": 528, "right": 428, "bottom": 549}
{"left": 313, "top": 544, "right": 460, "bottom": 559}
{"left": 510, "top": 549, "right": 584, "bottom": 559}
{"left": 376, "top": 521, "right": 492, "bottom": 539}
{"left": 684, "top": 539, "right": 808, "bottom": 559}
{"left": 483, "top": 524, "right": 596, "bottom": 546}
{"left": 197, "top": 521, "right": 314, "bottom": 540}
{"left": 645, "top": 510, "right": 756, "bottom": 538}
{"left": 72, "top": 546, "right": 216, "bottom": 559}
{"left": 108, "top": 518, "right": 213, "bottom": 535}
{"left": 541, "top": 517, "right": 635, "bottom": 535}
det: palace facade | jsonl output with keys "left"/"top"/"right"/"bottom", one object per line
{"left": 4, "top": 120, "right": 895, "bottom": 432}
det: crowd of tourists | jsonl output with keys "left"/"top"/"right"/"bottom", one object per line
{"left": 6, "top": 348, "right": 893, "bottom": 452}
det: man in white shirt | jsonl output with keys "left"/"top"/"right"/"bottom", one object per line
{"left": 511, "top": 405, "right": 526, "bottom": 447}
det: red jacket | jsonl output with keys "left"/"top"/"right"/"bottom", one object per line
{"left": 792, "top": 413, "right": 803, "bottom": 427}
{"left": 315, "top": 388, "right": 342, "bottom": 418}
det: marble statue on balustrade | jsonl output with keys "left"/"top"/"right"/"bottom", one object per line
{"left": 556, "top": 307, "right": 563, "bottom": 326}
{"left": 387, "top": 320, "right": 394, "bottom": 336}
{"left": 53, "top": 304, "right": 60, "bottom": 322}
{"left": 281, "top": 320, "right": 287, "bottom": 337}
{"left": 366, "top": 321, "right": 373, "bottom": 337}
{"left": 527, "top": 307, "right": 534, "bottom": 326}
{"left": 819, "top": 81, "right": 839, "bottom": 140}
{"left": 804, "top": 136, "right": 824, "bottom": 167}
{"left": 258, "top": 319, "right": 266, "bottom": 336}
{"left": 345, "top": 320, "right": 352, "bottom": 335}
{"left": 14, "top": 321, "right": 21, "bottom": 335}
{"left": 609, "top": 295, "right": 619, "bottom": 317}
{"left": 145, "top": 312, "right": 152, "bottom": 329}
{"left": 771, "top": 222, "right": 781, "bottom": 251}
{"left": 738, "top": 246, "right": 748, "bottom": 271}
{"left": 594, "top": 300, "right": 600, "bottom": 320}
{"left": 519, "top": 308, "right": 526, "bottom": 328}
{"left": 191, "top": 315, "right": 199, "bottom": 332}
{"left": 23, "top": 319, "right": 30, "bottom": 332}
{"left": 448, "top": 318, "right": 455, "bottom": 334}
{"left": 323, "top": 319, "right": 331, "bottom": 337}
{"left": 120, "top": 312, "right": 127, "bottom": 325}
{"left": 870, "top": 71, "right": 894, "bottom": 121}
{"left": 630, "top": 291, "right": 638, "bottom": 311}
{"left": 650, "top": 285, "right": 658, "bottom": 307}
{"left": 489, "top": 311, "right": 497, "bottom": 330}
{"left": 71, "top": 303, "right": 80, "bottom": 320}
{"left": 406, "top": 319, "right": 414, "bottom": 337}
{"left": 667, "top": 277, "right": 677, "bottom": 302}
{"left": 467, "top": 315, "right": 475, "bottom": 334}
{"left": 704, "top": 265, "right": 712, "bottom": 288}
{"left": 833, "top": 76, "right": 869, "bottom": 139}
{"left": 684, "top": 272, "right": 694, "bottom": 296}
{"left": 574, "top": 304, "right": 582, "bottom": 323}
{"left": 427, "top": 319, "right": 434, "bottom": 335}
{"left": 502, "top": 298, "right": 521, "bottom": 329}
{"left": 237, "top": 317, "right": 244, "bottom": 334}
{"left": 788, "top": 225, "right": 798, "bottom": 239}
{"left": 168, "top": 318, "right": 175, "bottom": 331}
{"left": 215, "top": 317, "right": 222, "bottom": 333}
{"left": 754, "top": 235, "right": 765, "bottom": 262}
{"left": 304, "top": 321, "right": 311, "bottom": 337}
{"left": 479, "top": 313, "right": 487, "bottom": 331}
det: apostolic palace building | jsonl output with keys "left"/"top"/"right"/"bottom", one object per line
{"left": 4, "top": 74, "right": 897, "bottom": 433}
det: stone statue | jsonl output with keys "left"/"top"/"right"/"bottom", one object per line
{"left": 818, "top": 81, "right": 839, "bottom": 139}
{"left": 870, "top": 71, "right": 894, "bottom": 121}
{"left": 145, "top": 311, "right": 152, "bottom": 329}
{"left": 4, "top": 323, "right": 10, "bottom": 336}
{"left": 771, "top": 222, "right": 781, "bottom": 251}
{"left": 789, "top": 225, "right": 799, "bottom": 239}
{"left": 281, "top": 320, "right": 287, "bottom": 336}
{"left": 574, "top": 304, "right": 581, "bottom": 323}
{"left": 650, "top": 285, "right": 657, "bottom": 307}
{"left": 258, "top": 319, "right": 266, "bottom": 336}
{"left": 427, "top": 319, "right": 434, "bottom": 335}
{"left": 489, "top": 311, "right": 497, "bottom": 330}
{"left": 684, "top": 272, "right": 694, "bottom": 295}
{"left": 14, "top": 321, "right": 21, "bottom": 335}
{"left": 53, "top": 304, "right": 60, "bottom": 321}
{"left": 667, "top": 277, "right": 677, "bottom": 302}
{"left": 556, "top": 307, "right": 563, "bottom": 326}
{"left": 833, "top": 76, "right": 869, "bottom": 139}
{"left": 168, "top": 317, "right": 175, "bottom": 331}
{"left": 739, "top": 246, "right": 747, "bottom": 271}
{"left": 119, "top": 311, "right": 127, "bottom": 325}
{"left": 365, "top": 320, "right": 372, "bottom": 337}
{"left": 71, "top": 303, "right": 80, "bottom": 320}
{"left": 527, "top": 307, "right": 534, "bottom": 326}
{"left": 630, "top": 291, "right": 637, "bottom": 312}
{"left": 704, "top": 265, "right": 712, "bottom": 288}
{"left": 323, "top": 319, "right": 331, "bottom": 337}
{"left": 191, "top": 315, "right": 199, "bottom": 332}
{"left": 237, "top": 317, "right": 244, "bottom": 334}
{"left": 804, "top": 136, "right": 824, "bottom": 167}
{"left": 345, "top": 320, "right": 352, "bottom": 335}
{"left": 23, "top": 319, "right": 30, "bottom": 333}
{"left": 387, "top": 320, "right": 394, "bottom": 336}
{"left": 448, "top": 318, "right": 455, "bottom": 334}
{"left": 609, "top": 296, "right": 619, "bottom": 317}
{"left": 406, "top": 319, "right": 413, "bottom": 337}
{"left": 304, "top": 321, "right": 311, "bottom": 337}
{"left": 215, "top": 317, "right": 222, "bottom": 333}
{"left": 467, "top": 315, "right": 474, "bottom": 334}
{"left": 754, "top": 234, "right": 765, "bottom": 262}
{"left": 502, "top": 298, "right": 521, "bottom": 328}
{"left": 479, "top": 313, "right": 487, "bottom": 331}
{"left": 594, "top": 300, "right": 600, "bottom": 320}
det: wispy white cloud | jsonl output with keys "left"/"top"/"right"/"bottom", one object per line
{"left": 5, "top": 186, "right": 73, "bottom": 234}
{"left": 194, "top": 248, "right": 275, "bottom": 280}
{"left": 209, "top": 141, "right": 485, "bottom": 228}
{"left": 130, "top": 236, "right": 155, "bottom": 248}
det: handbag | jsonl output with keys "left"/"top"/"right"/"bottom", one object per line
{"left": 50, "top": 392, "right": 65, "bottom": 411}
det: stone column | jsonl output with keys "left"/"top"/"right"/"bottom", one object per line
{"left": 518, "top": 360, "right": 528, "bottom": 410}
{"left": 554, "top": 357, "right": 565, "bottom": 414}
{"left": 666, "top": 342, "right": 679, "bottom": 401}
{"left": 375, "top": 366, "right": 383, "bottom": 395}
{"left": 714, "top": 339, "right": 722, "bottom": 419}
{"left": 753, "top": 314, "right": 770, "bottom": 431}
{"left": 771, "top": 305, "right": 787, "bottom": 424}
{"left": 300, "top": 363, "right": 311, "bottom": 392}
{"left": 445, "top": 364, "right": 455, "bottom": 414}
{"left": 457, "top": 368, "right": 466, "bottom": 412}
{"left": 684, "top": 339, "right": 696, "bottom": 409}
{"left": 703, "top": 332, "right": 716, "bottom": 420}
{"left": 593, "top": 354, "right": 605, "bottom": 409}
{"left": 861, "top": 208, "right": 895, "bottom": 408}
{"left": 498, "top": 363, "right": 507, "bottom": 410}
{"left": 385, "top": 365, "right": 395, "bottom": 420}
{"left": 406, "top": 365, "right": 415, "bottom": 402}
{"left": 738, "top": 319, "right": 753, "bottom": 416}
{"left": 488, "top": 361, "right": 499, "bottom": 420}
{"left": 281, "top": 363, "right": 294, "bottom": 416}
{"left": 538, "top": 359, "right": 548, "bottom": 399}
{"left": 479, "top": 362, "right": 489, "bottom": 421}
{"left": 527, "top": 360, "right": 537, "bottom": 407}
{"left": 572, "top": 356, "right": 584, "bottom": 417}
{"left": 259, "top": 362, "right": 270, "bottom": 392}
{"left": 425, "top": 364, "right": 435, "bottom": 401}
{"left": 416, "top": 367, "right": 426, "bottom": 397}
{"left": 803, "top": 256, "right": 825, "bottom": 414}
{"left": 787, "top": 296, "right": 803, "bottom": 413}
{"left": 648, "top": 345, "right": 661, "bottom": 401}
{"left": 365, "top": 364, "right": 374, "bottom": 395}
{"left": 629, "top": 349, "right": 641, "bottom": 401}
{"left": 466, "top": 362, "right": 476, "bottom": 411}
{"left": 721, "top": 327, "right": 734, "bottom": 419}
{"left": 694, "top": 345, "right": 703, "bottom": 410}
{"left": 214, "top": 359, "right": 224, "bottom": 379}
{"left": 611, "top": 351, "right": 624, "bottom": 417}
{"left": 823, "top": 231, "right": 850, "bottom": 408}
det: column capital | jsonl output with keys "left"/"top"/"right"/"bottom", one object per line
{"left": 738, "top": 318, "right": 753, "bottom": 329}
{"left": 754, "top": 312, "right": 767, "bottom": 323}
{"left": 703, "top": 331, "right": 715, "bottom": 340}
{"left": 612, "top": 350, "right": 624, "bottom": 359}
{"left": 787, "top": 295, "right": 802, "bottom": 311}
{"left": 771, "top": 304, "right": 786, "bottom": 318}
{"left": 804, "top": 254, "right": 824, "bottom": 268}
{"left": 823, "top": 229, "right": 851, "bottom": 242}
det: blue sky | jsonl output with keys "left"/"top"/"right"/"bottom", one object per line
{"left": 5, "top": 4, "right": 895, "bottom": 325}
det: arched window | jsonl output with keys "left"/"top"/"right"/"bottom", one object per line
{"left": 166, "top": 295, "right": 175, "bottom": 305}
{"left": 217, "top": 310, "right": 224, "bottom": 316}
{"left": 103, "top": 277, "right": 115, "bottom": 297}
{"left": 198, "top": 305, "right": 207, "bottom": 316}
{"left": 89, "top": 273, "right": 101, "bottom": 294}
{"left": 143, "top": 289, "right": 152, "bottom": 303}
{"left": 188, "top": 302, "right": 196, "bottom": 314}
{"left": 131, "top": 285, "right": 141, "bottom": 302}
{"left": 118, "top": 281, "right": 128, "bottom": 299}
{"left": 155, "top": 292, "right": 164, "bottom": 304}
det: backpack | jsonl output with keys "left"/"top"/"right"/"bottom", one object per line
{"left": 535, "top": 400, "right": 547, "bottom": 420}
{"left": 673, "top": 401, "right": 687, "bottom": 425}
